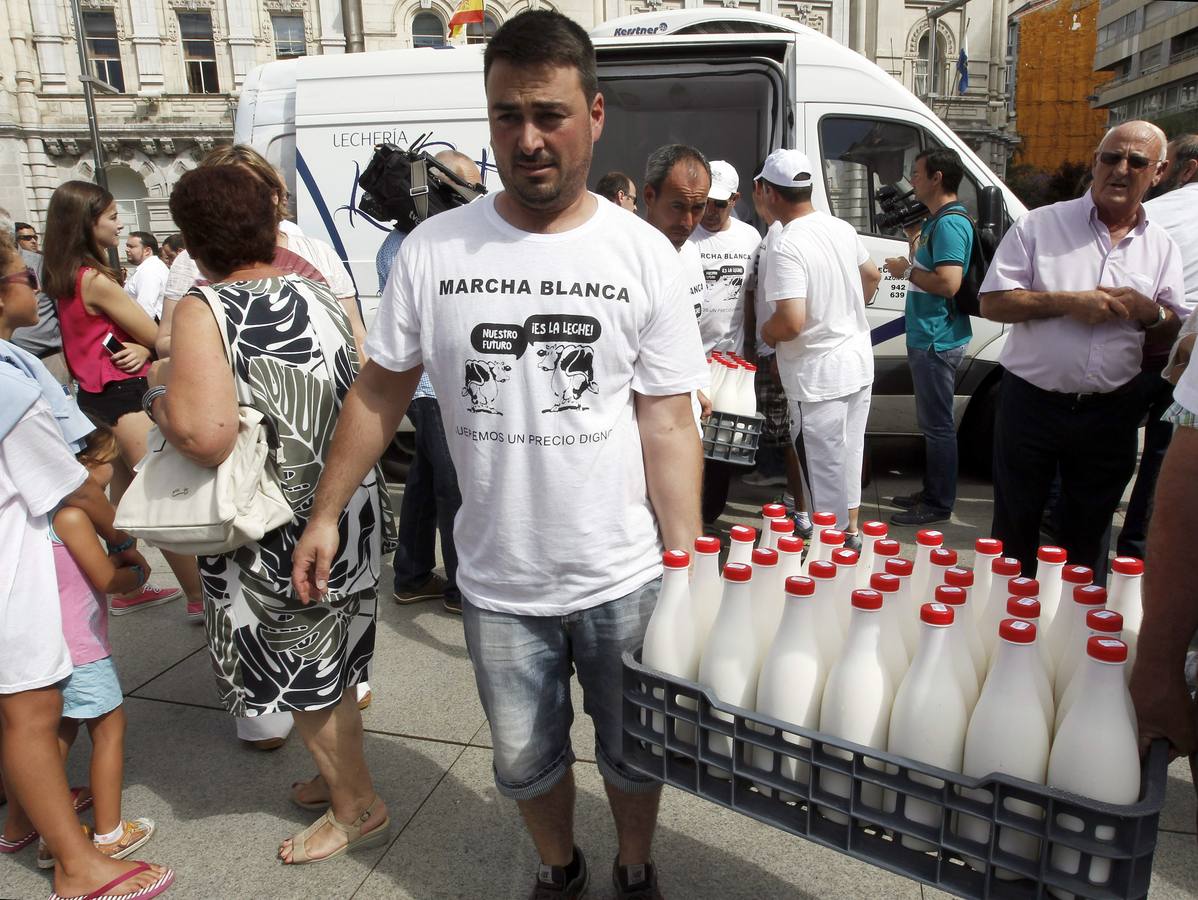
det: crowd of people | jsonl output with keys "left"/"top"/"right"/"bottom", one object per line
{"left": 0, "top": 8, "right": 1196, "bottom": 900}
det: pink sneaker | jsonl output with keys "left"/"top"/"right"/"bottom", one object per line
{"left": 110, "top": 585, "right": 183, "bottom": 616}
{"left": 186, "top": 598, "right": 204, "bottom": 621}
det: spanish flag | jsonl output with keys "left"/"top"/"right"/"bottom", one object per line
{"left": 448, "top": 0, "right": 484, "bottom": 40}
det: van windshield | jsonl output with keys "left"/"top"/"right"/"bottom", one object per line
{"left": 593, "top": 66, "right": 781, "bottom": 227}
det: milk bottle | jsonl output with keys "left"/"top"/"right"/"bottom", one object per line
{"left": 910, "top": 529, "right": 944, "bottom": 617}
{"left": 765, "top": 517, "right": 794, "bottom": 551}
{"left": 884, "top": 557, "right": 918, "bottom": 658}
{"left": 830, "top": 547, "right": 860, "bottom": 641}
{"left": 927, "top": 547, "right": 958, "bottom": 604}
{"left": 807, "top": 560, "right": 845, "bottom": 653}
{"left": 1107, "top": 556, "right": 1144, "bottom": 668}
{"left": 867, "top": 573, "right": 910, "bottom": 685}
{"left": 1001, "top": 596, "right": 1055, "bottom": 731}
{"left": 887, "top": 602, "right": 969, "bottom": 851}
{"left": 1047, "top": 637, "right": 1141, "bottom": 897}
{"left": 959, "top": 618, "right": 1051, "bottom": 880}
{"left": 972, "top": 538, "right": 1003, "bottom": 633}
{"left": 1056, "top": 609, "right": 1127, "bottom": 733}
{"left": 754, "top": 576, "right": 826, "bottom": 793}
{"left": 691, "top": 536, "right": 723, "bottom": 650}
{"left": 808, "top": 527, "right": 845, "bottom": 572}
{"left": 697, "top": 563, "right": 759, "bottom": 774}
{"left": 870, "top": 539, "right": 900, "bottom": 578}
{"left": 775, "top": 535, "right": 805, "bottom": 581}
{"left": 811, "top": 511, "right": 837, "bottom": 550}
{"left": 818, "top": 589, "right": 894, "bottom": 824}
{"left": 727, "top": 524, "right": 757, "bottom": 567}
{"left": 856, "top": 521, "right": 889, "bottom": 589}
{"left": 759, "top": 503, "right": 787, "bottom": 546}
{"left": 749, "top": 547, "right": 783, "bottom": 656}
{"left": 933, "top": 586, "right": 980, "bottom": 712}
{"left": 642, "top": 549, "right": 701, "bottom": 746}
{"left": 944, "top": 567, "right": 985, "bottom": 684}
{"left": 981, "top": 557, "right": 1022, "bottom": 663}
{"left": 1048, "top": 582, "right": 1105, "bottom": 702}
{"left": 1035, "top": 545, "right": 1068, "bottom": 632}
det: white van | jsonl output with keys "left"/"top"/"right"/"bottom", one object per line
{"left": 233, "top": 9, "right": 1026, "bottom": 472}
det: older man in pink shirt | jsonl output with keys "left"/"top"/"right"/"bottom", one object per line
{"left": 979, "top": 120, "right": 1189, "bottom": 578}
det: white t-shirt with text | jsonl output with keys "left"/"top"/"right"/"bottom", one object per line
{"left": 677, "top": 240, "right": 707, "bottom": 325}
{"left": 746, "top": 221, "right": 783, "bottom": 358}
{"left": 365, "top": 193, "right": 708, "bottom": 615}
{"left": 689, "top": 218, "right": 761, "bottom": 354}
{"left": 765, "top": 210, "right": 873, "bottom": 403}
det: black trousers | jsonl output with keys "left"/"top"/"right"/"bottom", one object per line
{"left": 991, "top": 372, "right": 1142, "bottom": 578}
{"left": 1116, "top": 371, "right": 1175, "bottom": 559}
{"left": 702, "top": 460, "right": 736, "bottom": 526}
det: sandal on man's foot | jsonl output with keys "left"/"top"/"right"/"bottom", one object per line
{"left": 289, "top": 776, "right": 329, "bottom": 811}
{"left": 95, "top": 818, "right": 155, "bottom": 860}
{"left": 47, "top": 861, "right": 175, "bottom": 900}
{"left": 281, "top": 797, "right": 389, "bottom": 864}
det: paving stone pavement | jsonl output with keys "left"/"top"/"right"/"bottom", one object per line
{"left": 2, "top": 437, "right": 1195, "bottom": 899}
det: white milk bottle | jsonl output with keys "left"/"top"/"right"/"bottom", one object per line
{"left": 811, "top": 511, "right": 837, "bottom": 551}
{"left": 830, "top": 547, "right": 860, "bottom": 641}
{"left": 887, "top": 602, "right": 969, "bottom": 851}
{"left": 818, "top": 589, "right": 894, "bottom": 824}
{"left": 749, "top": 547, "right": 783, "bottom": 656}
{"left": 972, "top": 538, "right": 1003, "bottom": 633}
{"left": 856, "top": 521, "right": 889, "bottom": 589}
{"left": 727, "top": 524, "right": 757, "bottom": 567}
{"left": 808, "top": 527, "right": 845, "bottom": 572}
{"left": 910, "top": 529, "right": 944, "bottom": 616}
{"left": 754, "top": 575, "right": 826, "bottom": 794}
{"left": 871, "top": 539, "right": 900, "bottom": 578}
{"left": 775, "top": 535, "right": 805, "bottom": 582}
{"left": 691, "top": 535, "right": 723, "bottom": 650}
{"left": 927, "top": 547, "right": 958, "bottom": 604}
{"left": 807, "top": 560, "right": 845, "bottom": 654}
{"left": 1047, "top": 637, "right": 1141, "bottom": 898}
{"left": 765, "top": 516, "right": 794, "bottom": 552}
{"left": 759, "top": 502, "right": 787, "bottom": 546}
{"left": 1049, "top": 582, "right": 1105, "bottom": 703}
{"left": 1035, "top": 545, "right": 1068, "bottom": 633}
{"left": 642, "top": 549, "right": 701, "bottom": 746}
{"left": 867, "top": 572, "right": 910, "bottom": 685}
{"left": 933, "top": 586, "right": 980, "bottom": 712}
{"left": 944, "top": 567, "right": 985, "bottom": 685}
{"left": 1056, "top": 608, "right": 1126, "bottom": 732}
{"left": 1002, "top": 596, "right": 1055, "bottom": 731}
{"left": 981, "top": 556, "right": 1022, "bottom": 663}
{"left": 884, "top": 557, "right": 918, "bottom": 661}
{"left": 959, "top": 618, "right": 1052, "bottom": 880}
{"left": 1107, "top": 556, "right": 1144, "bottom": 668}
{"left": 708, "top": 357, "right": 728, "bottom": 409}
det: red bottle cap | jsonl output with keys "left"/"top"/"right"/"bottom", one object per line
{"left": 776, "top": 536, "right": 805, "bottom": 554}
{"left": 808, "top": 560, "right": 837, "bottom": 580}
{"left": 1038, "top": 545, "right": 1067, "bottom": 564}
{"left": 885, "top": 557, "right": 914, "bottom": 577}
{"left": 862, "top": 521, "right": 887, "bottom": 537}
{"left": 770, "top": 518, "right": 795, "bottom": 534}
{"left": 785, "top": 576, "right": 815, "bottom": 596}
{"left": 916, "top": 529, "right": 944, "bottom": 547}
{"left": 944, "top": 566, "right": 973, "bottom": 588}
{"left": 870, "top": 573, "right": 900, "bottom": 593}
{"left": 874, "top": 539, "right": 901, "bottom": 557}
{"left": 1073, "top": 584, "right": 1107, "bottom": 606}
{"left": 762, "top": 503, "right": 787, "bottom": 519}
{"left": 1009, "top": 577, "right": 1039, "bottom": 598}
{"left": 743, "top": 363, "right": 758, "bottom": 373}
{"left": 832, "top": 548, "right": 859, "bottom": 566}
{"left": 1007, "top": 596, "right": 1040, "bottom": 618}
{"left": 921, "top": 602, "right": 954, "bottom": 626}
{"left": 930, "top": 547, "right": 958, "bottom": 567}
{"left": 1087, "top": 608, "right": 1122, "bottom": 633}
{"left": 1000, "top": 618, "right": 1037, "bottom": 644}
{"left": 694, "top": 536, "right": 721, "bottom": 554}
{"left": 751, "top": 547, "right": 778, "bottom": 566}
{"left": 1087, "top": 636, "right": 1128, "bottom": 663}
{"left": 992, "top": 557, "right": 1022, "bottom": 577}
{"left": 730, "top": 525, "right": 757, "bottom": 543}
{"left": 851, "top": 589, "right": 883, "bottom": 611}
{"left": 1112, "top": 556, "right": 1144, "bottom": 577}
{"left": 723, "top": 563, "right": 752, "bottom": 583}
{"left": 662, "top": 550, "right": 690, "bottom": 569}
{"left": 1062, "top": 565, "right": 1093, "bottom": 585}
{"left": 813, "top": 512, "right": 837, "bottom": 527}
{"left": 935, "top": 585, "right": 966, "bottom": 606}
{"left": 976, "top": 538, "right": 1003, "bottom": 555}
{"left": 820, "top": 529, "right": 846, "bottom": 546}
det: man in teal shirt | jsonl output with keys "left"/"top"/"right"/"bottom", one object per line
{"left": 884, "top": 147, "right": 973, "bottom": 526}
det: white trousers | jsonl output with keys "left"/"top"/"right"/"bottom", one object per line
{"left": 234, "top": 681, "right": 371, "bottom": 742}
{"left": 789, "top": 385, "right": 871, "bottom": 532}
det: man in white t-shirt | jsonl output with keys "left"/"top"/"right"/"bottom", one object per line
{"left": 760, "top": 149, "right": 881, "bottom": 542}
{"left": 123, "top": 232, "right": 169, "bottom": 320}
{"left": 642, "top": 144, "right": 709, "bottom": 323}
{"left": 293, "top": 12, "right": 706, "bottom": 898}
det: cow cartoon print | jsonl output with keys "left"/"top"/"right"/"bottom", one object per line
{"left": 536, "top": 343, "right": 598, "bottom": 413}
{"left": 461, "top": 358, "right": 512, "bottom": 414}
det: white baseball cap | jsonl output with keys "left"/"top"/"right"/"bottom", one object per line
{"left": 755, "top": 149, "right": 814, "bottom": 189}
{"left": 708, "top": 160, "right": 740, "bottom": 201}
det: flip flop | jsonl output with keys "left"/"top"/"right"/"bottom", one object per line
{"left": 71, "top": 787, "right": 94, "bottom": 814}
{"left": 289, "top": 777, "right": 329, "bottom": 811}
{"left": 281, "top": 796, "right": 390, "bottom": 864}
{"left": 47, "top": 861, "right": 175, "bottom": 900}
{"left": 0, "top": 828, "right": 38, "bottom": 853}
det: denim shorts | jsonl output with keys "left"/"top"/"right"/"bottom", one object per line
{"left": 463, "top": 578, "right": 662, "bottom": 800}
{"left": 60, "top": 656, "right": 123, "bottom": 720}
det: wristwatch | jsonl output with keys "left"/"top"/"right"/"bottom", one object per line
{"left": 900, "top": 264, "right": 914, "bottom": 282}
{"left": 1145, "top": 305, "right": 1168, "bottom": 329}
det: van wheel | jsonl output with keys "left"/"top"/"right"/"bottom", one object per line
{"left": 959, "top": 377, "right": 998, "bottom": 481}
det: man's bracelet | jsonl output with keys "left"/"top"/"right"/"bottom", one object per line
{"left": 142, "top": 385, "right": 168, "bottom": 422}
{"left": 901, "top": 264, "right": 914, "bottom": 282}
{"left": 1144, "top": 305, "right": 1168, "bottom": 330}
{"left": 107, "top": 536, "right": 135, "bottom": 555}
{"left": 131, "top": 564, "right": 147, "bottom": 588}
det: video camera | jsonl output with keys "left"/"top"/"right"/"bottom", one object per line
{"left": 877, "top": 178, "right": 929, "bottom": 232}
{"left": 357, "top": 134, "right": 486, "bottom": 231}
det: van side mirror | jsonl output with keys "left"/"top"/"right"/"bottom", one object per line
{"left": 978, "top": 185, "right": 1007, "bottom": 238}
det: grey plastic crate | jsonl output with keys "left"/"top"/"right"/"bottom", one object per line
{"left": 702, "top": 411, "right": 764, "bottom": 466}
{"left": 622, "top": 649, "right": 1169, "bottom": 900}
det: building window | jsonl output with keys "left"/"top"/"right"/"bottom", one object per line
{"left": 272, "top": 15, "right": 306, "bottom": 59}
{"left": 1097, "top": 12, "right": 1135, "bottom": 50}
{"left": 82, "top": 11, "right": 125, "bottom": 93}
{"left": 179, "top": 12, "right": 219, "bottom": 94}
{"left": 1181, "top": 80, "right": 1198, "bottom": 106}
{"left": 1173, "top": 27, "right": 1198, "bottom": 62}
{"left": 1144, "top": 0, "right": 1183, "bottom": 28}
{"left": 1140, "top": 43, "right": 1163, "bottom": 73}
{"left": 412, "top": 12, "right": 445, "bottom": 48}
{"left": 465, "top": 13, "right": 500, "bottom": 45}
{"left": 915, "top": 31, "right": 949, "bottom": 96}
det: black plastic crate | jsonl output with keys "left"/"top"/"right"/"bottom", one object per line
{"left": 622, "top": 649, "right": 1169, "bottom": 899}
{"left": 701, "top": 411, "right": 765, "bottom": 466}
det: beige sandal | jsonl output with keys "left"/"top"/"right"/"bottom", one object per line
{"left": 283, "top": 796, "right": 390, "bottom": 864}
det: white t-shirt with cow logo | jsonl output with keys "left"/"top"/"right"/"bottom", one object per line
{"left": 366, "top": 192, "right": 708, "bottom": 615}
{"left": 678, "top": 240, "right": 706, "bottom": 325}
{"left": 689, "top": 218, "right": 761, "bottom": 354}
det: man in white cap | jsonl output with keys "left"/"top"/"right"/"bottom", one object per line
{"left": 759, "top": 148, "right": 880, "bottom": 545}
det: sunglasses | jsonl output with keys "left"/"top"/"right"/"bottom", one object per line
{"left": 1097, "top": 151, "right": 1162, "bottom": 170}
{"left": 709, "top": 199, "right": 730, "bottom": 209}
{"left": 17, "top": 233, "right": 37, "bottom": 242}
{"left": 0, "top": 267, "right": 38, "bottom": 290}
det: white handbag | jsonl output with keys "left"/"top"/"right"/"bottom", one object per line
{"left": 115, "top": 286, "right": 295, "bottom": 555}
